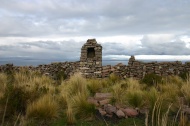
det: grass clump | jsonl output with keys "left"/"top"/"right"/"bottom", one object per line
{"left": 26, "top": 94, "right": 59, "bottom": 123}
{"left": 71, "top": 92, "right": 96, "bottom": 120}
{"left": 87, "top": 79, "right": 102, "bottom": 96}
{"left": 125, "top": 90, "right": 146, "bottom": 108}
{"left": 141, "top": 73, "right": 162, "bottom": 86}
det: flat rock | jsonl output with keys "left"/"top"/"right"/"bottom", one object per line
{"left": 94, "top": 93, "right": 112, "bottom": 100}
{"left": 87, "top": 97, "right": 99, "bottom": 106}
{"left": 98, "top": 99, "right": 110, "bottom": 106}
{"left": 121, "top": 108, "right": 139, "bottom": 117}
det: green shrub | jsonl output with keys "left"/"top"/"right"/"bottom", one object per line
{"left": 71, "top": 93, "right": 96, "bottom": 120}
{"left": 179, "top": 71, "right": 189, "bottom": 81}
{"left": 108, "top": 73, "right": 120, "bottom": 85}
{"left": 0, "top": 86, "right": 30, "bottom": 120}
{"left": 141, "top": 73, "right": 162, "bottom": 86}
{"left": 55, "top": 70, "right": 67, "bottom": 84}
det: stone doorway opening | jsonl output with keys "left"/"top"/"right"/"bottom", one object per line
{"left": 87, "top": 47, "right": 95, "bottom": 58}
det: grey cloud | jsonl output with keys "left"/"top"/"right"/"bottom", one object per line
{"left": 0, "top": 40, "right": 83, "bottom": 60}
{"left": 0, "top": 0, "right": 190, "bottom": 37}
{"left": 101, "top": 36, "right": 190, "bottom": 57}
{"left": 0, "top": 38, "right": 190, "bottom": 61}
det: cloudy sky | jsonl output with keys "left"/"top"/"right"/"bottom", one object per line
{"left": 0, "top": 0, "right": 190, "bottom": 64}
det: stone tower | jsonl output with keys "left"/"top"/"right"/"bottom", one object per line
{"left": 80, "top": 39, "right": 102, "bottom": 78}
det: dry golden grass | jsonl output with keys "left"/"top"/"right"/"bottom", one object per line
{"left": 66, "top": 103, "right": 76, "bottom": 125}
{"left": 71, "top": 92, "right": 96, "bottom": 120}
{"left": 26, "top": 94, "right": 59, "bottom": 121}
{"left": 63, "top": 73, "right": 88, "bottom": 96}
{"left": 87, "top": 79, "right": 103, "bottom": 95}
{"left": 181, "top": 81, "right": 190, "bottom": 105}
{"left": 0, "top": 73, "right": 7, "bottom": 98}
{"left": 2, "top": 69, "right": 190, "bottom": 125}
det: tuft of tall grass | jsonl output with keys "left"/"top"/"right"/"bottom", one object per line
{"left": 162, "top": 76, "right": 184, "bottom": 88}
{"left": 64, "top": 73, "right": 88, "bottom": 96}
{"left": 151, "top": 97, "right": 174, "bottom": 126}
{"left": 181, "top": 81, "right": 190, "bottom": 105}
{"left": 87, "top": 79, "right": 103, "bottom": 96}
{"left": 26, "top": 94, "right": 59, "bottom": 121}
{"left": 126, "top": 78, "right": 142, "bottom": 91}
{"left": 108, "top": 73, "right": 120, "bottom": 85}
{"left": 159, "top": 83, "right": 179, "bottom": 103}
{"left": 145, "top": 87, "right": 159, "bottom": 112}
{"left": 66, "top": 103, "right": 76, "bottom": 125}
{"left": 71, "top": 92, "right": 96, "bottom": 120}
{"left": 111, "top": 82, "right": 126, "bottom": 105}
{"left": 125, "top": 90, "right": 146, "bottom": 108}
{"left": 0, "top": 73, "right": 7, "bottom": 98}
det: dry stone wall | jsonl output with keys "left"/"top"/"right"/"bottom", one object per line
{"left": 0, "top": 56, "right": 190, "bottom": 80}
{"left": 1, "top": 38, "right": 190, "bottom": 80}
{"left": 80, "top": 39, "right": 102, "bottom": 78}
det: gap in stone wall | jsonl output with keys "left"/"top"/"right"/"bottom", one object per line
{"left": 87, "top": 47, "right": 95, "bottom": 58}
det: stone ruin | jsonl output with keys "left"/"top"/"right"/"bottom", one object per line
{"left": 0, "top": 39, "right": 190, "bottom": 80}
{"left": 80, "top": 39, "right": 102, "bottom": 78}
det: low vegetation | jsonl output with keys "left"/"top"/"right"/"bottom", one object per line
{"left": 0, "top": 69, "right": 190, "bottom": 126}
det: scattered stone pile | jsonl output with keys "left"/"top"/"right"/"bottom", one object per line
{"left": 87, "top": 93, "right": 140, "bottom": 119}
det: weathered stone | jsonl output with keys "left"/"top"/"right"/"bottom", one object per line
{"left": 121, "top": 108, "right": 139, "bottom": 117}
{"left": 98, "top": 108, "right": 107, "bottom": 116}
{"left": 98, "top": 99, "right": 110, "bottom": 106}
{"left": 104, "top": 104, "right": 117, "bottom": 115}
{"left": 183, "top": 108, "right": 190, "bottom": 115}
{"left": 87, "top": 97, "right": 99, "bottom": 106}
{"left": 116, "top": 109, "right": 125, "bottom": 118}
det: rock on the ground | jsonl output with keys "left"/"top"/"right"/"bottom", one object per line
{"left": 94, "top": 93, "right": 112, "bottom": 100}
{"left": 121, "top": 108, "right": 139, "bottom": 117}
{"left": 104, "top": 104, "right": 117, "bottom": 115}
{"left": 116, "top": 109, "right": 125, "bottom": 118}
{"left": 87, "top": 97, "right": 99, "bottom": 106}
{"left": 98, "top": 99, "right": 110, "bottom": 106}
{"left": 98, "top": 108, "right": 107, "bottom": 116}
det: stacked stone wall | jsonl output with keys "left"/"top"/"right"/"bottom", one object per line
{"left": 0, "top": 56, "right": 190, "bottom": 80}
{"left": 80, "top": 39, "right": 102, "bottom": 78}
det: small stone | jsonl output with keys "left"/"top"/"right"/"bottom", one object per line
{"left": 98, "top": 108, "right": 107, "bottom": 116}
{"left": 104, "top": 104, "right": 117, "bottom": 115}
{"left": 116, "top": 109, "right": 125, "bottom": 118}
{"left": 98, "top": 99, "right": 110, "bottom": 106}
{"left": 105, "top": 114, "right": 113, "bottom": 118}
{"left": 121, "top": 108, "right": 139, "bottom": 117}
{"left": 183, "top": 108, "right": 190, "bottom": 115}
{"left": 87, "top": 97, "right": 99, "bottom": 106}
